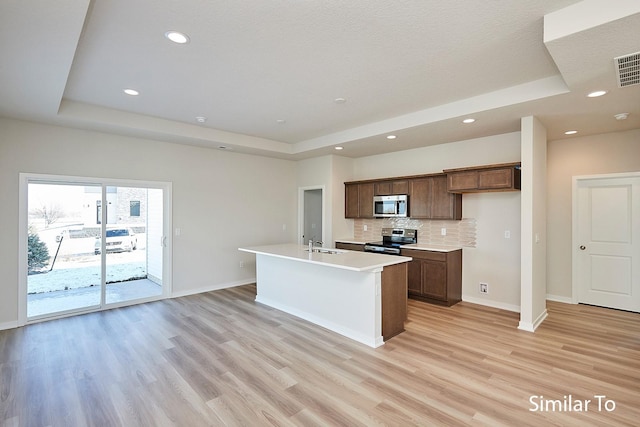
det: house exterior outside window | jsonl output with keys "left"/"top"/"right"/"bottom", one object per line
{"left": 130, "top": 200, "right": 140, "bottom": 217}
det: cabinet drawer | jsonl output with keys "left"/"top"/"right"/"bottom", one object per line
{"left": 400, "top": 248, "right": 446, "bottom": 262}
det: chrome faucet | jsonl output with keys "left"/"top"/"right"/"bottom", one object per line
{"left": 315, "top": 241, "right": 323, "bottom": 247}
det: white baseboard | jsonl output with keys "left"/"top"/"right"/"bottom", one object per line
{"left": 518, "top": 308, "right": 549, "bottom": 332}
{"left": 171, "top": 278, "right": 255, "bottom": 299}
{"left": 462, "top": 296, "right": 521, "bottom": 313}
{"left": 546, "top": 294, "right": 573, "bottom": 304}
{"left": 0, "top": 321, "right": 19, "bottom": 331}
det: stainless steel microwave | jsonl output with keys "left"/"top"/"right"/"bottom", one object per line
{"left": 373, "top": 195, "right": 408, "bottom": 218}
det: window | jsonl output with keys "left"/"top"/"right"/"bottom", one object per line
{"left": 130, "top": 200, "right": 140, "bottom": 217}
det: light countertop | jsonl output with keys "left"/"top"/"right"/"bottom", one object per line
{"left": 400, "top": 243, "right": 462, "bottom": 252}
{"left": 335, "top": 238, "right": 462, "bottom": 253}
{"left": 239, "top": 243, "right": 412, "bottom": 272}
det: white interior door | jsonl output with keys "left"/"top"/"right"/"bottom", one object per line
{"left": 574, "top": 174, "right": 640, "bottom": 312}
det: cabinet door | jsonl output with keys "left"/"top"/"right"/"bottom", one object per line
{"left": 345, "top": 184, "right": 359, "bottom": 218}
{"left": 408, "top": 178, "right": 432, "bottom": 218}
{"left": 375, "top": 180, "right": 409, "bottom": 195}
{"left": 407, "top": 259, "right": 422, "bottom": 295}
{"left": 430, "top": 175, "right": 462, "bottom": 220}
{"left": 478, "top": 169, "right": 513, "bottom": 189}
{"left": 448, "top": 171, "right": 479, "bottom": 192}
{"left": 421, "top": 260, "right": 448, "bottom": 301}
{"left": 375, "top": 181, "right": 392, "bottom": 195}
{"left": 392, "top": 180, "right": 409, "bottom": 195}
{"left": 358, "top": 183, "right": 375, "bottom": 218}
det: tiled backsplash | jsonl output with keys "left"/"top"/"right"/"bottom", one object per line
{"left": 353, "top": 218, "right": 477, "bottom": 247}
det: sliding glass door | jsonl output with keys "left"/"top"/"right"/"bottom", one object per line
{"left": 104, "top": 186, "right": 163, "bottom": 305}
{"left": 23, "top": 176, "right": 170, "bottom": 322}
{"left": 27, "top": 183, "right": 102, "bottom": 317}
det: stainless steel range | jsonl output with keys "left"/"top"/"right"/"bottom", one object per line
{"left": 364, "top": 228, "right": 417, "bottom": 255}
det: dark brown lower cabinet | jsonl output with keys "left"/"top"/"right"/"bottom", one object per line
{"left": 335, "top": 242, "right": 365, "bottom": 251}
{"left": 402, "top": 248, "right": 462, "bottom": 306}
{"left": 381, "top": 262, "right": 408, "bottom": 341}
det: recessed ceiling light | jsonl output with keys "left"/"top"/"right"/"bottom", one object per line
{"left": 462, "top": 118, "right": 476, "bottom": 124}
{"left": 587, "top": 90, "right": 607, "bottom": 98}
{"left": 165, "top": 31, "right": 190, "bottom": 44}
{"left": 123, "top": 88, "right": 139, "bottom": 96}
{"left": 386, "top": 135, "right": 397, "bottom": 140}
{"left": 614, "top": 112, "right": 629, "bottom": 120}
{"left": 564, "top": 130, "right": 578, "bottom": 135}
{"left": 334, "top": 98, "right": 346, "bottom": 104}
{"left": 195, "top": 116, "right": 207, "bottom": 123}
{"left": 335, "top": 146, "right": 344, "bottom": 150}
{"left": 276, "top": 119, "right": 286, "bottom": 124}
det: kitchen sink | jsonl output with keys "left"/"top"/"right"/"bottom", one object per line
{"left": 305, "top": 248, "right": 343, "bottom": 254}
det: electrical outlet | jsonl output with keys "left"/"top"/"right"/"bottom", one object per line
{"left": 504, "top": 230, "right": 510, "bottom": 239}
{"left": 441, "top": 228, "right": 447, "bottom": 236}
{"left": 479, "top": 282, "right": 488, "bottom": 294}
{"left": 239, "top": 261, "right": 245, "bottom": 268}
{"left": 364, "top": 224, "right": 368, "bottom": 231}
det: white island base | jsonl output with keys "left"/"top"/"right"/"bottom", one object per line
{"left": 239, "top": 244, "right": 411, "bottom": 348}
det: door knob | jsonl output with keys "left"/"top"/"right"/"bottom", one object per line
{"left": 579, "top": 245, "right": 586, "bottom": 250}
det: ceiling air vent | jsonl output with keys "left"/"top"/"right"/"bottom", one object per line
{"left": 614, "top": 52, "right": 640, "bottom": 88}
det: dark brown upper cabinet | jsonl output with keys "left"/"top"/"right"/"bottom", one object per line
{"left": 445, "top": 162, "right": 521, "bottom": 193}
{"left": 374, "top": 180, "right": 409, "bottom": 196}
{"left": 345, "top": 182, "right": 374, "bottom": 218}
{"left": 345, "top": 174, "right": 461, "bottom": 220}
{"left": 409, "top": 175, "right": 462, "bottom": 220}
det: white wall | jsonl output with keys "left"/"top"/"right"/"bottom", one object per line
{"left": 352, "top": 132, "right": 522, "bottom": 310}
{"left": 296, "top": 155, "right": 355, "bottom": 247}
{"left": 297, "top": 155, "right": 332, "bottom": 245}
{"left": 330, "top": 155, "right": 355, "bottom": 244}
{"left": 0, "top": 118, "right": 297, "bottom": 327}
{"left": 547, "top": 129, "right": 640, "bottom": 300}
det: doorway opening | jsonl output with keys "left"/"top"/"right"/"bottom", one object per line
{"left": 19, "top": 175, "right": 171, "bottom": 323}
{"left": 300, "top": 187, "right": 324, "bottom": 246}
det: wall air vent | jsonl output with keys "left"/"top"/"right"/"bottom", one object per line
{"left": 614, "top": 52, "right": 640, "bottom": 88}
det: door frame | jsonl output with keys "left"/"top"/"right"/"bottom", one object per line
{"left": 18, "top": 173, "right": 172, "bottom": 326}
{"left": 571, "top": 171, "right": 640, "bottom": 304}
{"left": 297, "top": 185, "right": 326, "bottom": 246}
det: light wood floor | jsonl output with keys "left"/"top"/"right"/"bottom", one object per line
{"left": 1, "top": 285, "right": 638, "bottom": 426}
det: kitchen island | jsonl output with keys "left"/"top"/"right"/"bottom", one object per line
{"left": 238, "top": 243, "right": 412, "bottom": 348}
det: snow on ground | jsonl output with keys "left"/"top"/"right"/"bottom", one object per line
{"left": 28, "top": 250, "right": 147, "bottom": 294}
